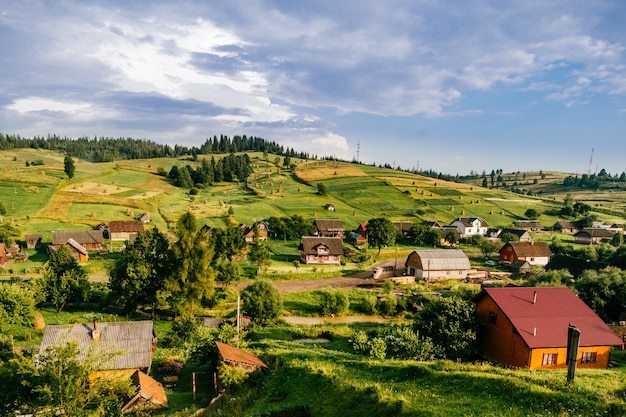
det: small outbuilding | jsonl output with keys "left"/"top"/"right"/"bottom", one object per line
{"left": 405, "top": 249, "right": 471, "bottom": 280}
{"left": 216, "top": 341, "right": 268, "bottom": 373}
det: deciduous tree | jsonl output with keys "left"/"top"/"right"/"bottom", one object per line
{"left": 63, "top": 155, "right": 75, "bottom": 179}
{"left": 40, "top": 245, "right": 88, "bottom": 312}
{"left": 367, "top": 217, "right": 397, "bottom": 255}
{"left": 241, "top": 279, "right": 281, "bottom": 324}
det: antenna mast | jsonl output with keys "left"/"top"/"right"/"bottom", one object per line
{"left": 356, "top": 140, "right": 360, "bottom": 163}
{"left": 588, "top": 148, "right": 594, "bottom": 176}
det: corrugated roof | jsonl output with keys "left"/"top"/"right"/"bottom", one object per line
{"left": 503, "top": 242, "right": 551, "bottom": 257}
{"left": 575, "top": 228, "right": 616, "bottom": 238}
{"left": 479, "top": 287, "right": 622, "bottom": 349}
{"left": 52, "top": 230, "right": 104, "bottom": 245}
{"left": 299, "top": 236, "right": 343, "bottom": 255}
{"left": 216, "top": 341, "right": 267, "bottom": 369}
{"left": 410, "top": 249, "right": 471, "bottom": 271}
{"left": 39, "top": 321, "right": 156, "bottom": 370}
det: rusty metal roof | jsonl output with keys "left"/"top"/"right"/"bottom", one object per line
{"left": 478, "top": 287, "right": 622, "bottom": 348}
{"left": 216, "top": 341, "right": 267, "bottom": 369}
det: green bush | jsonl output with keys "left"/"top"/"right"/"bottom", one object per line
{"left": 318, "top": 289, "right": 350, "bottom": 317}
{"left": 377, "top": 295, "right": 397, "bottom": 316}
{"left": 361, "top": 294, "right": 378, "bottom": 315}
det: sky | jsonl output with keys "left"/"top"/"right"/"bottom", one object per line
{"left": 2, "top": 1, "right": 626, "bottom": 176}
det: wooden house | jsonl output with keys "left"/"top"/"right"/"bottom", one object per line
{"left": 324, "top": 203, "right": 335, "bottom": 212}
{"left": 509, "top": 260, "right": 533, "bottom": 275}
{"left": 545, "top": 255, "right": 610, "bottom": 278}
{"left": 447, "top": 217, "right": 488, "bottom": 238}
{"left": 552, "top": 221, "right": 580, "bottom": 233}
{"left": 474, "top": 286, "right": 623, "bottom": 369}
{"left": 39, "top": 320, "right": 158, "bottom": 375}
{"left": 216, "top": 341, "right": 268, "bottom": 373}
{"left": 513, "top": 220, "right": 543, "bottom": 231}
{"left": 108, "top": 220, "right": 145, "bottom": 242}
{"left": 314, "top": 218, "right": 344, "bottom": 238}
{"left": 299, "top": 236, "right": 343, "bottom": 264}
{"left": 499, "top": 241, "right": 551, "bottom": 266}
{"left": 405, "top": 249, "right": 471, "bottom": 280}
{"left": 393, "top": 221, "right": 412, "bottom": 237}
{"left": 138, "top": 212, "right": 151, "bottom": 223}
{"left": 25, "top": 234, "right": 43, "bottom": 249}
{"left": 52, "top": 230, "right": 104, "bottom": 252}
{"left": 243, "top": 222, "right": 268, "bottom": 243}
{"left": 66, "top": 238, "right": 89, "bottom": 262}
{"left": 39, "top": 320, "right": 165, "bottom": 412}
{"left": 574, "top": 228, "right": 616, "bottom": 245}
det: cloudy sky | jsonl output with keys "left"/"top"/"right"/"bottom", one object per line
{"left": 2, "top": 1, "right": 626, "bottom": 175}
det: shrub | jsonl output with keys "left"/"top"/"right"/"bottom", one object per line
{"left": 159, "top": 357, "right": 184, "bottom": 375}
{"left": 318, "top": 289, "right": 350, "bottom": 316}
{"left": 377, "top": 295, "right": 397, "bottom": 316}
{"left": 241, "top": 279, "right": 282, "bottom": 324}
{"left": 361, "top": 293, "right": 378, "bottom": 315}
{"left": 217, "top": 362, "right": 249, "bottom": 389}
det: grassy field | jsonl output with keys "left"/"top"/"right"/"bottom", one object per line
{"left": 1, "top": 148, "right": 626, "bottom": 278}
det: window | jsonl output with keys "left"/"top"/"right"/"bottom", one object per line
{"left": 581, "top": 352, "right": 597, "bottom": 364}
{"left": 488, "top": 311, "right": 497, "bottom": 325}
{"left": 542, "top": 353, "right": 558, "bottom": 366}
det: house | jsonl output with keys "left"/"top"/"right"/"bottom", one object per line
{"left": 52, "top": 230, "right": 105, "bottom": 251}
{"left": 299, "top": 236, "right": 343, "bottom": 264}
{"left": 121, "top": 370, "right": 169, "bottom": 412}
{"left": 138, "top": 212, "right": 151, "bottom": 223}
{"left": 243, "top": 222, "right": 268, "bottom": 243}
{"left": 324, "top": 203, "right": 335, "bottom": 212}
{"left": 509, "top": 260, "right": 533, "bottom": 275}
{"left": 487, "top": 228, "right": 532, "bottom": 242}
{"left": 474, "top": 286, "right": 623, "bottom": 369}
{"left": 545, "top": 255, "right": 610, "bottom": 278}
{"left": 314, "top": 218, "right": 344, "bottom": 238}
{"left": 574, "top": 228, "right": 616, "bottom": 245}
{"left": 39, "top": 320, "right": 166, "bottom": 412}
{"left": 405, "top": 249, "right": 471, "bottom": 280}
{"left": 39, "top": 320, "right": 158, "bottom": 375}
{"left": 25, "top": 234, "right": 43, "bottom": 249}
{"left": 108, "top": 220, "right": 145, "bottom": 242}
{"left": 513, "top": 220, "right": 543, "bottom": 232}
{"left": 216, "top": 341, "right": 268, "bottom": 373}
{"left": 393, "top": 221, "right": 412, "bottom": 237}
{"left": 422, "top": 220, "right": 442, "bottom": 228}
{"left": 347, "top": 231, "right": 365, "bottom": 246}
{"left": 66, "top": 238, "right": 89, "bottom": 262}
{"left": 552, "top": 221, "right": 580, "bottom": 233}
{"left": 499, "top": 242, "right": 551, "bottom": 266}
{"left": 447, "top": 217, "right": 488, "bottom": 238}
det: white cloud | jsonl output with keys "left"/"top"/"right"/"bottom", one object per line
{"left": 8, "top": 97, "right": 92, "bottom": 115}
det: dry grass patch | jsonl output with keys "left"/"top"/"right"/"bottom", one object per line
{"left": 63, "top": 181, "right": 132, "bottom": 195}
{"left": 296, "top": 162, "right": 368, "bottom": 182}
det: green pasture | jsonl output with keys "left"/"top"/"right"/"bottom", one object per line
{"left": 0, "top": 182, "right": 57, "bottom": 220}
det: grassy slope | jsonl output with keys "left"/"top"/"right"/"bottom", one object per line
{"left": 212, "top": 327, "right": 626, "bottom": 417}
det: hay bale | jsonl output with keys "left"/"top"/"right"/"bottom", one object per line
{"left": 90, "top": 211, "right": 96, "bottom": 218}
{"left": 33, "top": 311, "right": 45, "bottom": 330}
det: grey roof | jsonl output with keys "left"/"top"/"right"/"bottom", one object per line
{"left": 52, "top": 230, "right": 104, "bottom": 245}
{"left": 408, "top": 249, "right": 471, "bottom": 271}
{"left": 66, "top": 238, "right": 88, "bottom": 255}
{"left": 575, "top": 228, "right": 617, "bottom": 238}
{"left": 25, "top": 234, "right": 43, "bottom": 241}
{"left": 39, "top": 321, "right": 156, "bottom": 371}
{"left": 299, "top": 236, "right": 343, "bottom": 255}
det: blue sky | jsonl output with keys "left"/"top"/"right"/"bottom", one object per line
{"left": 2, "top": 1, "right": 626, "bottom": 175}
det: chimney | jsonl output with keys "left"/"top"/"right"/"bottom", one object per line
{"left": 92, "top": 320, "right": 101, "bottom": 340}
{"left": 533, "top": 327, "right": 537, "bottom": 336}
{"left": 533, "top": 291, "right": 537, "bottom": 304}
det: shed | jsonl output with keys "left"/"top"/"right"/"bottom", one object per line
{"left": 405, "top": 249, "right": 471, "bottom": 280}
{"left": 25, "top": 234, "right": 43, "bottom": 249}
{"left": 216, "top": 341, "right": 267, "bottom": 373}
{"left": 121, "top": 370, "right": 168, "bottom": 412}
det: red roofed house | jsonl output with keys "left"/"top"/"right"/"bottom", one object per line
{"left": 499, "top": 241, "right": 552, "bottom": 266}
{"left": 474, "top": 287, "right": 623, "bottom": 369}
{"left": 216, "top": 341, "right": 268, "bottom": 373}
{"left": 108, "top": 220, "right": 145, "bottom": 242}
